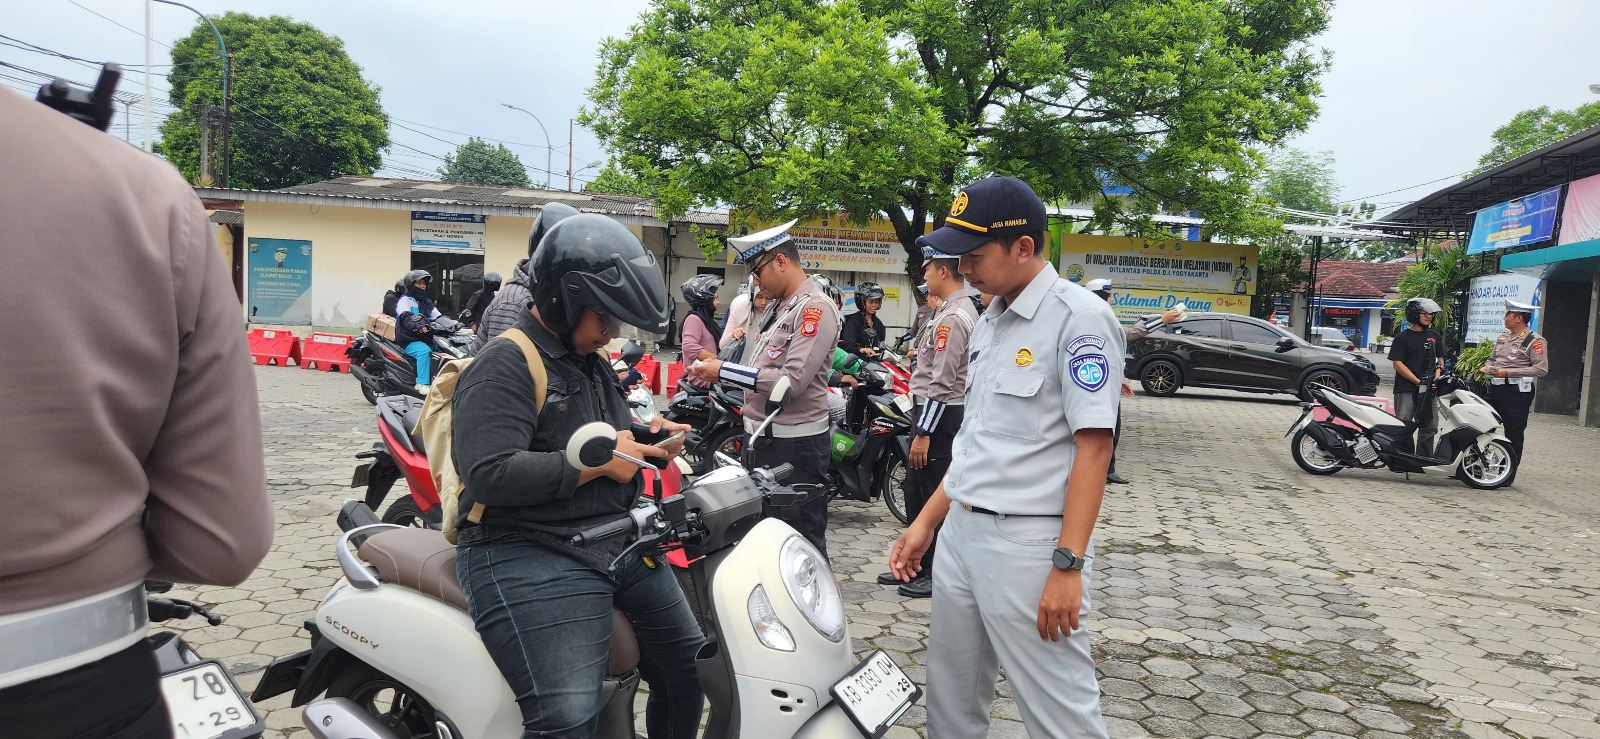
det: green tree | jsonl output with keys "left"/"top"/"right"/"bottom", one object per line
{"left": 1477, "top": 102, "right": 1600, "bottom": 172}
{"left": 586, "top": 0, "right": 1332, "bottom": 279}
{"left": 584, "top": 163, "right": 651, "bottom": 197}
{"left": 1260, "top": 148, "right": 1338, "bottom": 215}
{"left": 438, "top": 138, "right": 531, "bottom": 187}
{"left": 158, "top": 13, "right": 388, "bottom": 189}
{"left": 1250, "top": 243, "right": 1308, "bottom": 319}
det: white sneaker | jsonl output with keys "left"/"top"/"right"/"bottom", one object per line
{"left": 415, "top": 383, "right": 431, "bottom": 395}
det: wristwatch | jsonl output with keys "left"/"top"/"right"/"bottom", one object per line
{"left": 1052, "top": 547, "right": 1085, "bottom": 571}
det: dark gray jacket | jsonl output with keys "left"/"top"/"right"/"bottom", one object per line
{"left": 468, "top": 258, "right": 532, "bottom": 356}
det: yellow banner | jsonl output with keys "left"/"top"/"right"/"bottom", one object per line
{"left": 1103, "top": 288, "right": 1251, "bottom": 324}
{"left": 1058, "top": 234, "right": 1259, "bottom": 296}
{"left": 731, "top": 213, "right": 927, "bottom": 275}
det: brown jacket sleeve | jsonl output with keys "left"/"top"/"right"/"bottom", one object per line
{"left": 142, "top": 180, "right": 274, "bottom": 586}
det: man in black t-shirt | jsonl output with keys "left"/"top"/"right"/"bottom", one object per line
{"left": 1387, "top": 298, "right": 1444, "bottom": 455}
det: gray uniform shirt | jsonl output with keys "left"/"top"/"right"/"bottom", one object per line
{"left": 1486, "top": 330, "right": 1549, "bottom": 381}
{"left": 909, "top": 287, "right": 980, "bottom": 435}
{"left": 719, "top": 277, "right": 842, "bottom": 431}
{"left": 943, "top": 265, "right": 1125, "bottom": 514}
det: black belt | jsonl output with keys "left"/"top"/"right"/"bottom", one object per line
{"left": 961, "top": 504, "right": 1061, "bottom": 518}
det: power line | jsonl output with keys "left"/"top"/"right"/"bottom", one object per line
{"left": 68, "top": 0, "right": 173, "bottom": 49}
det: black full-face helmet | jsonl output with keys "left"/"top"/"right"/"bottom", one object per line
{"left": 528, "top": 201, "right": 580, "bottom": 260}
{"left": 1405, "top": 297, "right": 1442, "bottom": 324}
{"left": 529, "top": 214, "right": 669, "bottom": 335}
{"left": 681, "top": 274, "right": 723, "bottom": 307}
{"left": 482, "top": 271, "right": 502, "bottom": 289}
{"left": 403, "top": 270, "right": 432, "bottom": 296}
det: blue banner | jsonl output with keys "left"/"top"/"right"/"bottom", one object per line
{"left": 1466, "top": 186, "right": 1561, "bottom": 254}
{"left": 247, "top": 238, "right": 312, "bottom": 324}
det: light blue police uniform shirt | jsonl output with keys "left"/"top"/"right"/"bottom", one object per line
{"left": 943, "top": 265, "right": 1125, "bottom": 515}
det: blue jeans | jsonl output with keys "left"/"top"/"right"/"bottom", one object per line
{"left": 456, "top": 527, "right": 705, "bottom": 738}
{"left": 404, "top": 340, "right": 431, "bottom": 384}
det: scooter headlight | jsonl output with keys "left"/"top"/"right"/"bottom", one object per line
{"left": 747, "top": 585, "right": 795, "bottom": 652}
{"left": 780, "top": 536, "right": 846, "bottom": 642}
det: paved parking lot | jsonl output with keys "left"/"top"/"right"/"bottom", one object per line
{"left": 163, "top": 367, "right": 1600, "bottom": 738}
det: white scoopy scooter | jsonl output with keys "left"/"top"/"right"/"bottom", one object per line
{"left": 252, "top": 377, "right": 921, "bottom": 739}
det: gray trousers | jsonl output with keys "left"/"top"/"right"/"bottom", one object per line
{"left": 926, "top": 504, "right": 1108, "bottom": 739}
{"left": 1393, "top": 390, "right": 1437, "bottom": 455}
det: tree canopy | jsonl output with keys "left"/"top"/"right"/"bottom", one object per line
{"left": 583, "top": 163, "right": 652, "bottom": 197}
{"left": 158, "top": 13, "right": 388, "bottom": 189}
{"left": 1260, "top": 148, "right": 1338, "bottom": 215}
{"left": 438, "top": 138, "right": 531, "bottom": 187}
{"left": 585, "top": 0, "right": 1331, "bottom": 276}
{"left": 1477, "top": 102, "right": 1600, "bottom": 172}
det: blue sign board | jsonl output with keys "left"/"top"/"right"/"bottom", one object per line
{"left": 411, "top": 211, "right": 487, "bottom": 250}
{"left": 247, "top": 238, "right": 312, "bottom": 324}
{"left": 1466, "top": 185, "right": 1562, "bottom": 254}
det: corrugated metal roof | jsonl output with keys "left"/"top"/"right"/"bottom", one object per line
{"left": 207, "top": 209, "right": 243, "bottom": 225}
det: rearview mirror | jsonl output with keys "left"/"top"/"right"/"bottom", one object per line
{"left": 618, "top": 340, "right": 645, "bottom": 369}
{"left": 1276, "top": 337, "right": 1295, "bottom": 352}
{"left": 766, "top": 376, "right": 792, "bottom": 415}
{"left": 566, "top": 422, "right": 617, "bottom": 470}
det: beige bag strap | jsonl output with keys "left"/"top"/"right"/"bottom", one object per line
{"left": 464, "top": 327, "right": 548, "bottom": 525}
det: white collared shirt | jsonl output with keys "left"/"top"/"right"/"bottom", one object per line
{"left": 943, "top": 264, "right": 1125, "bottom": 514}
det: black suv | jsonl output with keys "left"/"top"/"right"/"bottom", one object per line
{"left": 1126, "top": 313, "right": 1379, "bottom": 400}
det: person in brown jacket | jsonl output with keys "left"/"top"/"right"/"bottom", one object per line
{"left": 0, "top": 88, "right": 274, "bottom": 738}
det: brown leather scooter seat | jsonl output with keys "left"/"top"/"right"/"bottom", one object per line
{"left": 356, "top": 527, "right": 639, "bottom": 676}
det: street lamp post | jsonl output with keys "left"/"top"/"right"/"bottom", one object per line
{"left": 501, "top": 103, "right": 552, "bottom": 189}
{"left": 573, "top": 159, "right": 602, "bottom": 192}
{"left": 152, "top": 0, "right": 230, "bottom": 186}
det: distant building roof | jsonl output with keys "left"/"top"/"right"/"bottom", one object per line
{"left": 207, "top": 209, "right": 243, "bottom": 225}
{"left": 1299, "top": 260, "right": 1407, "bottom": 299}
{"left": 193, "top": 176, "right": 728, "bottom": 226}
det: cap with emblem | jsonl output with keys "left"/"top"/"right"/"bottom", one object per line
{"left": 727, "top": 219, "right": 799, "bottom": 264}
{"left": 1506, "top": 298, "right": 1538, "bottom": 317}
{"left": 1084, "top": 278, "right": 1113, "bottom": 294}
{"left": 917, "top": 234, "right": 958, "bottom": 261}
{"left": 921, "top": 176, "right": 1047, "bottom": 256}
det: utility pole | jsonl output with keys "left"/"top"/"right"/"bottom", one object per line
{"left": 221, "top": 50, "right": 231, "bottom": 187}
{"left": 152, "top": 1, "right": 229, "bottom": 182}
{"left": 1304, "top": 235, "right": 1322, "bottom": 341}
{"left": 199, "top": 105, "right": 212, "bottom": 182}
{"left": 568, "top": 119, "right": 574, "bottom": 191}
{"left": 143, "top": 0, "right": 152, "bottom": 152}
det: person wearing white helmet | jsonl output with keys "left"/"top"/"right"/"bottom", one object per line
{"left": 1086, "top": 279, "right": 1180, "bottom": 484}
{"left": 1481, "top": 298, "right": 1548, "bottom": 459}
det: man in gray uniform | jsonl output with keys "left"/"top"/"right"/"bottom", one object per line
{"left": 687, "top": 220, "right": 842, "bottom": 555}
{"left": 1481, "top": 298, "right": 1548, "bottom": 459}
{"left": 890, "top": 176, "right": 1121, "bottom": 738}
{"left": 880, "top": 241, "right": 981, "bottom": 598}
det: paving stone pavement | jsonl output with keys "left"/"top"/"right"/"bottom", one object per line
{"left": 158, "top": 368, "right": 1600, "bottom": 738}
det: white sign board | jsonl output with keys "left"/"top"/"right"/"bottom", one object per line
{"left": 1466, "top": 273, "right": 1541, "bottom": 343}
{"left": 411, "top": 211, "right": 486, "bottom": 252}
{"left": 788, "top": 225, "right": 907, "bottom": 275}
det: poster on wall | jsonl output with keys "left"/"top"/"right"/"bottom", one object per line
{"left": 247, "top": 238, "right": 312, "bottom": 324}
{"left": 1466, "top": 186, "right": 1561, "bottom": 254}
{"left": 1101, "top": 288, "right": 1250, "bottom": 325}
{"left": 1466, "top": 273, "right": 1541, "bottom": 343}
{"left": 733, "top": 213, "right": 919, "bottom": 274}
{"left": 1057, "top": 234, "right": 1258, "bottom": 295}
{"left": 411, "top": 211, "right": 486, "bottom": 252}
{"left": 1559, "top": 173, "right": 1600, "bottom": 246}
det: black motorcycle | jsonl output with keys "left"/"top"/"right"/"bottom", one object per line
{"left": 671, "top": 383, "right": 748, "bottom": 474}
{"left": 826, "top": 362, "right": 914, "bottom": 522}
{"left": 347, "top": 317, "right": 471, "bottom": 404}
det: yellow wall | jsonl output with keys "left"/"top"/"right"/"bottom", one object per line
{"left": 244, "top": 201, "right": 412, "bottom": 327}
{"left": 484, "top": 214, "right": 535, "bottom": 281}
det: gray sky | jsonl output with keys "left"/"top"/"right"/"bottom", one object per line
{"left": 3, "top": 0, "right": 1597, "bottom": 208}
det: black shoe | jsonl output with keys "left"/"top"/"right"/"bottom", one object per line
{"left": 876, "top": 571, "right": 901, "bottom": 586}
{"left": 1106, "top": 471, "right": 1130, "bottom": 484}
{"left": 898, "top": 576, "right": 933, "bottom": 599}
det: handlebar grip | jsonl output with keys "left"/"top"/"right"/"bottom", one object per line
{"left": 768, "top": 463, "right": 794, "bottom": 482}
{"left": 574, "top": 517, "right": 633, "bottom": 545}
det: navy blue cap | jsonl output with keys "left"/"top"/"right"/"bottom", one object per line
{"left": 921, "top": 176, "right": 1047, "bottom": 256}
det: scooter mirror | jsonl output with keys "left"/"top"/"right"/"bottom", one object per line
{"left": 766, "top": 376, "right": 792, "bottom": 415}
{"left": 567, "top": 422, "right": 618, "bottom": 470}
{"left": 619, "top": 340, "right": 646, "bottom": 369}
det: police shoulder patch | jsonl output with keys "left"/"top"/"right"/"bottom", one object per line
{"left": 1069, "top": 354, "right": 1109, "bottom": 392}
{"left": 800, "top": 306, "right": 823, "bottom": 337}
{"left": 1066, "top": 334, "right": 1107, "bottom": 355}
{"left": 935, "top": 325, "right": 951, "bottom": 351}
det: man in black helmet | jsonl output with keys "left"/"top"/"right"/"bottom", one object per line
{"left": 450, "top": 213, "right": 704, "bottom": 738}
{"left": 458, "top": 271, "right": 501, "bottom": 333}
{"left": 1389, "top": 297, "right": 1444, "bottom": 455}
{"left": 469, "top": 201, "right": 580, "bottom": 355}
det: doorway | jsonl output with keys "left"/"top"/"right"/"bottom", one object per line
{"left": 410, "top": 250, "right": 485, "bottom": 317}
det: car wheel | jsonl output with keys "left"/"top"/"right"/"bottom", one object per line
{"left": 1290, "top": 428, "right": 1343, "bottom": 475}
{"left": 1299, "top": 368, "right": 1349, "bottom": 400}
{"left": 1140, "top": 360, "right": 1181, "bottom": 397}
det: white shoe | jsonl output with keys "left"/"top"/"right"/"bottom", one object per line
{"left": 415, "top": 383, "right": 431, "bottom": 395}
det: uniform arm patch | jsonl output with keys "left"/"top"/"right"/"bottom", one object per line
{"left": 935, "top": 325, "right": 951, "bottom": 351}
{"left": 1069, "top": 354, "right": 1109, "bottom": 392}
{"left": 1066, "top": 334, "right": 1107, "bottom": 355}
{"left": 800, "top": 306, "right": 823, "bottom": 337}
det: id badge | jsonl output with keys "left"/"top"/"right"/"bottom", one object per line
{"left": 1518, "top": 377, "right": 1533, "bottom": 392}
